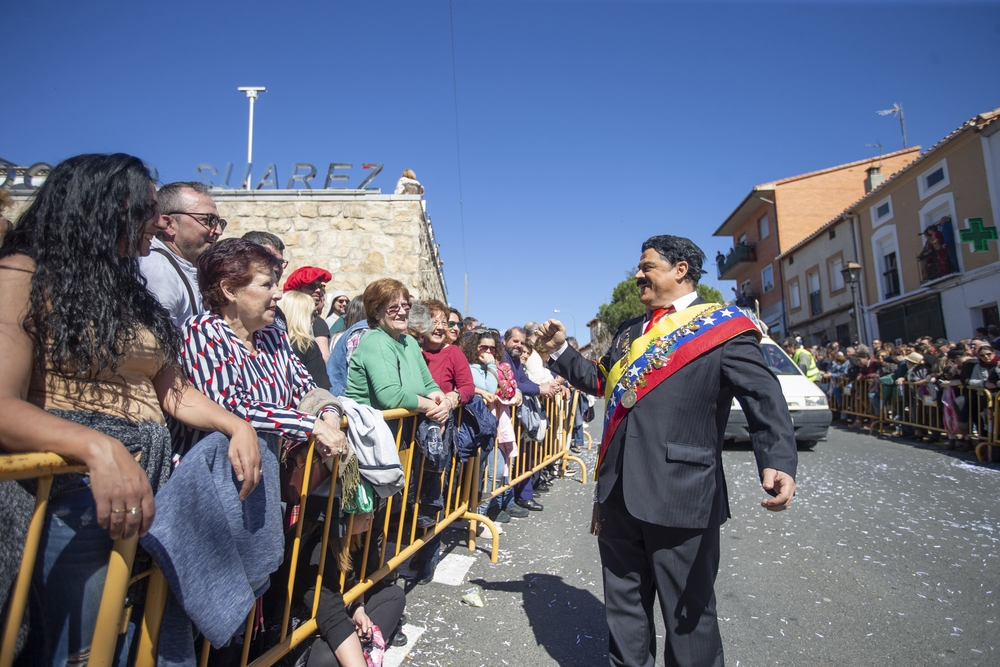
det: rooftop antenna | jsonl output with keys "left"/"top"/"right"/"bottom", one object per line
{"left": 876, "top": 103, "right": 908, "bottom": 149}
{"left": 865, "top": 140, "right": 883, "bottom": 166}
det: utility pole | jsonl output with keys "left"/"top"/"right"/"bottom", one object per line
{"left": 554, "top": 309, "right": 577, "bottom": 340}
{"left": 238, "top": 87, "right": 266, "bottom": 189}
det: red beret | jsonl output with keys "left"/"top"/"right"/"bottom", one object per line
{"left": 283, "top": 266, "right": 332, "bottom": 292}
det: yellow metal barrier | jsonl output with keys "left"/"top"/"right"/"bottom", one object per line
{"left": 1, "top": 396, "right": 590, "bottom": 666}
{"left": 827, "top": 376, "right": 996, "bottom": 459}
{"left": 0, "top": 454, "right": 134, "bottom": 667}
{"left": 466, "top": 393, "right": 587, "bottom": 549}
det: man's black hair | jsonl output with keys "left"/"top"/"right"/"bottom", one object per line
{"left": 641, "top": 235, "right": 706, "bottom": 285}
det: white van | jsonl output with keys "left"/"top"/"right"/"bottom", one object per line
{"left": 725, "top": 338, "right": 831, "bottom": 450}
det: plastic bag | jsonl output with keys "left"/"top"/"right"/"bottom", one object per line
{"left": 362, "top": 625, "right": 386, "bottom": 666}
{"left": 416, "top": 418, "right": 451, "bottom": 472}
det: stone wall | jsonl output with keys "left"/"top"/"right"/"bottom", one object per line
{"left": 213, "top": 191, "right": 447, "bottom": 301}
{"left": 4, "top": 189, "right": 448, "bottom": 303}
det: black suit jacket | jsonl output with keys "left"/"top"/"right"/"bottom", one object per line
{"left": 548, "top": 298, "right": 797, "bottom": 530}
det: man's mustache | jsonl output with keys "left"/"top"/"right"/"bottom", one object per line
{"left": 636, "top": 278, "right": 650, "bottom": 288}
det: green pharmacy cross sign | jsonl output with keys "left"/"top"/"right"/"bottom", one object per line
{"left": 959, "top": 218, "right": 998, "bottom": 253}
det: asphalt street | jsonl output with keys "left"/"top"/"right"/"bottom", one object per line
{"left": 391, "top": 422, "right": 1000, "bottom": 667}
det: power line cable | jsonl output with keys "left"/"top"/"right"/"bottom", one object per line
{"left": 449, "top": 0, "right": 468, "bottom": 275}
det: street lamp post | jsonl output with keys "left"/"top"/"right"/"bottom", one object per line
{"left": 237, "top": 86, "right": 266, "bottom": 189}
{"left": 554, "top": 309, "right": 577, "bottom": 340}
{"left": 841, "top": 261, "right": 867, "bottom": 344}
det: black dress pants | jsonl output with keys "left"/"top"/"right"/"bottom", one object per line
{"left": 598, "top": 480, "right": 724, "bottom": 667}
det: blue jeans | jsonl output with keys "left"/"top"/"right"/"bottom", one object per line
{"left": 572, "top": 393, "right": 586, "bottom": 447}
{"left": 31, "top": 486, "right": 114, "bottom": 667}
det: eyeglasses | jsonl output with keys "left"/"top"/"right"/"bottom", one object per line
{"left": 277, "top": 259, "right": 289, "bottom": 269}
{"left": 305, "top": 282, "right": 326, "bottom": 295}
{"left": 478, "top": 345, "right": 496, "bottom": 353}
{"left": 431, "top": 319, "right": 449, "bottom": 329}
{"left": 334, "top": 297, "right": 349, "bottom": 304}
{"left": 167, "top": 211, "right": 227, "bottom": 233}
{"left": 447, "top": 321, "right": 461, "bottom": 328}
{"left": 384, "top": 302, "right": 412, "bottom": 316}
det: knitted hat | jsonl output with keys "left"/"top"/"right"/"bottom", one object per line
{"left": 283, "top": 266, "right": 332, "bottom": 292}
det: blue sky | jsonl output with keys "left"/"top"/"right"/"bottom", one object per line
{"left": 4, "top": 1, "right": 999, "bottom": 343}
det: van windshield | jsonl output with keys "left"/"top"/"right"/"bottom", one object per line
{"left": 761, "top": 344, "right": 802, "bottom": 375}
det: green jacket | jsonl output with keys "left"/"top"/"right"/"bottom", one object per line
{"left": 345, "top": 327, "right": 440, "bottom": 411}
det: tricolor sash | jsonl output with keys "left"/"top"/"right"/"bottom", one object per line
{"left": 595, "top": 302, "right": 761, "bottom": 476}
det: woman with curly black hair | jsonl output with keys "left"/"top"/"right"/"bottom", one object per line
{"left": 0, "top": 153, "right": 260, "bottom": 665}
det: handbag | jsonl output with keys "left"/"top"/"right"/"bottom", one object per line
{"left": 281, "top": 388, "right": 342, "bottom": 504}
{"left": 279, "top": 439, "right": 332, "bottom": 505}
{"left": 486, "top": 362, "right": 518, "bottom": 401}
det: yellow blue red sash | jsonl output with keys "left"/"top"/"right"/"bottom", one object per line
{"left": 596, "top": 303, "right": 761, "bottom": 476}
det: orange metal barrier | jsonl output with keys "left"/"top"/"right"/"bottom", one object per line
{"left": 2, "top": 396, "right": 587, "bottom": 666}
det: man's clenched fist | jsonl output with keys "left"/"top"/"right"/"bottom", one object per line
{"left": 535, "top": 319, "right": 567, "bottom": 358}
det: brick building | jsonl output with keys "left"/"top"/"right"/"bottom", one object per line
{"left": 713, "top": 147, "right": 919, "bottom": 340}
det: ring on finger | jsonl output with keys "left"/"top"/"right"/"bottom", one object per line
{"left": 127, "top": 507, "right": 142, "bottom": 515}
{"left": 112, "top": 508, "right": 127, "bottom": 514}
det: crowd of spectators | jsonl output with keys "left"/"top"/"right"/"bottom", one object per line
{"left": 783, "top": 328, "right": 999, "bottom": 452}
{"left": 0, "top": 155, "right": 592, "bottom": 667}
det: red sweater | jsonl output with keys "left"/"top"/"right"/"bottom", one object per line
{"left": 422, "top": 345, "right": 476, "bottom": 404}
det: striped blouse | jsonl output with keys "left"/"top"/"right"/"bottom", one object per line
{"left": 173, "top": 312, "right": 334, "bottom": 454}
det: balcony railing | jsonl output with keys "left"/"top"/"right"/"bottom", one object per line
{"left": 717, "top": 243, "right": 756, "bottom": 280}
{"left": 917, "top": 221, "right": 960, "bottom": 285}
{"left": 809, "top": 290, "right": 822, "bottom": 316}
{"left": 917, "top": 255, "right": 959, "bottom": 285}
{"left": 733, "top": 286, "right": 757, "bottom": 312}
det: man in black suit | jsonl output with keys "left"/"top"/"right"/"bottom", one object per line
{"left": 537, "top": 235, "right": 797, "bottom": 667}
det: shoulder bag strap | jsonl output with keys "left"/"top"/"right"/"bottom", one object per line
{"left": 152, "top": 248, "right": 198, "bottom": 311}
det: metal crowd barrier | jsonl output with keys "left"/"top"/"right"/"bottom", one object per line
{"left": 826, "top": 376, "right": 997, "bottom": 462}
{"left": 0, "top": 454, "right": 135, "bottom": 667}
{"left": 1, "top": 394, "right": 588, "bottom": 667}
{"left": 469, "top": 393, "right": 587, "bottom": 544}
